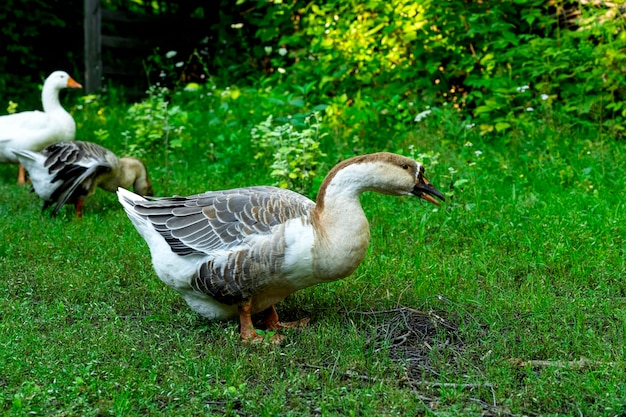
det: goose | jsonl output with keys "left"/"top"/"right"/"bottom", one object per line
{"left": 13, "top": 140, "right": 152, "bottom": 218}
{"left": 117, "top": 152, "right": 445, "bottom": 343}
{"left": 0, "top": 71, "right": 82, "bottom": 184}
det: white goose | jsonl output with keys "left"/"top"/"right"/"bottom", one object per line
{"left": 117, "top": 152, "right": 444, "bottom": 343}
{"left": 0, "top": 71, "right": 82, "bottom": 184}
{"left": 14, "top": 141, "right": 152, "bottom": 218}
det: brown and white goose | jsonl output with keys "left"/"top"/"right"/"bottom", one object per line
{"left": 14, "top": 141, "right": 152, "bottom": 218}
{"left": 117, "top": 152, "right": 444, "bottom": 343}
{"left": 0, "top": 71, "right": 82, "bottom": 184}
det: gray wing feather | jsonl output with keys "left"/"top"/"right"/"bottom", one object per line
{"left": 130, "top": 186, "right": 315, "bottom": 304}
{"left": 192, "top": 225, "right": 290, "bottom": 304}
{"left": 36, "top": 141, "right": 119, "bottom": 216}
{"left": 49, "top": 165, "right": 102, "bottom": 216}
{"left": 44, "top": 141, "right": 118, "bottom": 174}
{"left": 137, "top": 186, "right": 314, "bottom": 256}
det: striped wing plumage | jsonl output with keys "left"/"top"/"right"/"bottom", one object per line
{"left": 132, "top": 186, "right": 315, "bottom": 304}
{"left": 42, "top": 141, "right": 118, "bottom": 215}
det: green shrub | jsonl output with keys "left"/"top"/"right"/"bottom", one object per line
{"left": 124, "top": 86, "right": 189, "bottom": 159}
{"left": 251, "top": 111, "right": 327, "bottom": 194}
{"left": 227, "top": 0, "right": 626, "bottom": 137}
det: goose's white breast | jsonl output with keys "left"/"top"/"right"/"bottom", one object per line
{"left": 281, "top": 217, "right": 315, "bottom": 283}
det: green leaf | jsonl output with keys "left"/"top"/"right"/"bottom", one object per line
{"left": 474, "top": 106, "right": 493, "bottom": 115}
{"left": 495, "top": 122, "right": 511, "bottom": 132}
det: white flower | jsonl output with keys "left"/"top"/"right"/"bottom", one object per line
{"left": 474, "top": 150, "right": 483, "bottom": 157}
{"left": 526, "top": 107, "right": 534, "bottom": 112}
{"left": 277, "top": 67, "right": 286, "bottom": 74}
{"left": 541, "top": 94, "right": 549, "bottom": 101}
{"left": 466, "top": 123, "right": 475, "bottom": 129}
{"left": 175, "top": 61, "right": 184, "bottom": 68}
{"left": 516, "top": 85, "right": 530, "bottom": 93}
{"left": 231, "top": 23, "right": 244, "bottom": 29}
{"left": 264, "top": 46, "right": 272, "bottom": 54}
{"left": 165, "top": 50, "right": 177, "bottom": 59}
{"left": 414, "top": 109, "right": 432, "bottom": 122}
{"left": 464, "top": 141, "right": 473, "bottom": 147}
{"left": 278, "top": 47, "right": 288, "bottom": 56}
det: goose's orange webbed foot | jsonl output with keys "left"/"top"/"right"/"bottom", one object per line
{"left": 239, "top": 301, "right": 285, "bottom": 344}
{"left": 258, "top": 305, "right": 310, "bottom": 331}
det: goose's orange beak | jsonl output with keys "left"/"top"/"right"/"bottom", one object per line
{"left": 67, "top": 77, "right": 82, "bottom": 89}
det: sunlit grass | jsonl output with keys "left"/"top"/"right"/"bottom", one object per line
{"left": 1, "top": 89, "right": 625, "bottom": 415}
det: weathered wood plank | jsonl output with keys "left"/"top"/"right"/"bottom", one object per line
{"left": 101, "top": 35, "right": 151, "bottom": 49}
{"left": 84, "top": 0, "right": 209, "bottom": 94}
{"left": 84, "top": 0, "right": 102, "bottom": 94}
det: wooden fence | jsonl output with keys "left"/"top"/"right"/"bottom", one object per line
{"left": 83, "top": 0, "right": 209, "bottom": 95}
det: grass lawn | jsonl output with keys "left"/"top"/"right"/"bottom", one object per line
{"left": 1, "top": 99, "right": 625, "bottom": 416}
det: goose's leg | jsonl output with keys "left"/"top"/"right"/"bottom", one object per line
{"left": 238, "top": 299, "right": 262, "bottom": 343}
{"left": 260, "top": 305, "right": 310, "bottom": 330}
{"left": 17, "top": 164, "right": 26, "bottom": 185}
{"left": 75, "top": 198, "right": 85, "bottom": 219}
{"left": 239, "top": 302, "right": 285, "bottom": 344}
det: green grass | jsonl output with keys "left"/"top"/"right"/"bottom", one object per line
{"left": 1, "top": 91, "right": 625, "bottom": 416}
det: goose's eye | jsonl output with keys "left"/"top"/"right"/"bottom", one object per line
{"left": 402, "top": 164, "right": 409, "bottom": 170}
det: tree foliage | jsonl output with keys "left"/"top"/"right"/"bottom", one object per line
{"left": 0, "top": 0, "right": 83, "bottom": 107}
{"left": 220, "top": 0, "right": 626, "bottom": 135}
{"left": 2, "top": 0, "right": 625, "bottom": 135}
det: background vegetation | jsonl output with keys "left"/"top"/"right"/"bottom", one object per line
{"left": 1, "top": 0, "right": 625, "bottom": 415}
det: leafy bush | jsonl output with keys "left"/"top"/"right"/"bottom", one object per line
{"left": 0, "top": 0, "right": 83, "bottom": 107}
{"left": 225, "top": 0, "right": 626, "bottom": 137}
{"left": 251, "top": 111, "right": 327, "bottom": 194}
{"left": 124, "top": 86, "right": 189, "bottom": 159}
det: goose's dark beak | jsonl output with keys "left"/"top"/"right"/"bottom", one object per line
{"left": 412, "top": 172, "right": 445, "bottom": 206}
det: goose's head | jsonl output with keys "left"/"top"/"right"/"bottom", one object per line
{"left": 118, "top": 157, "right": 153, "bottom": 197}
{"left": 44, "top": 71, "right": 83, "bottom": 91}
{"left": 410, "top": 162, "right": 446, "bottom": 206}
{"left": 318, "top": 152, "right": 445, "bottom": 207}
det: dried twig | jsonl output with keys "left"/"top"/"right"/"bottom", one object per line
{"left": 300, "top": 364, "right": 377, "bottom": 382}
{"left": 349, "top": 307, "right": 430, "bottom": 317}
{"left": 469, "top": 397, "right": 519, "bottom": 417}
{"left": 405, "top": 379, "right": 505, "bottom": 415}
{"left": 507, "top": 358, "right": 618, "bottom": 369}
{"left": 408, "top": 381, "right": 493, "bottom": 389}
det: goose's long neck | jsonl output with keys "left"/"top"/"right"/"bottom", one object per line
{"left": 42, "top": 85, "right": 64, "bottom": 114}
{"left": 310, "top": 165, "right": 371, "bottom": 281}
